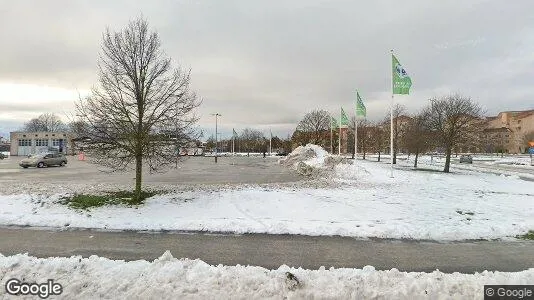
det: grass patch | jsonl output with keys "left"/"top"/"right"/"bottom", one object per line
{"left": 516, "top": 230, "right": 534, "bottom": 240}
{"left": 60, "top": 190, "right": 158, "bottom": 210}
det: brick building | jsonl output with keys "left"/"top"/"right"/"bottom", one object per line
{"left": 483, "top": 110, "right": 534, "bottom": 154}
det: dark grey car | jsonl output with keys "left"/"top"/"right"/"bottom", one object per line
{"left": 459, "top": 154, "right": 473, "bottom": 164}
{"left": 19, "top": 153, "right": 68, "bottom": 168}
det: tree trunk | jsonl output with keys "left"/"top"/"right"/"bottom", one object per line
{"left": 378, "top": 151, "right": 381, "bottom": 162}
{"left": 444, "top": 147, "right": 452, "bottom": 173}
{"left": 393, "top": 149, "right": 397, "bottom": 164}
{"left": 134, "top": 154, "right": 142, "bottom": 203}
{"left": 414, "top": 151, "right": 419, "bottom": 168}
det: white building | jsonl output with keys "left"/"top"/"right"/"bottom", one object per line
{"left": 10, "top": 132, "right": 74, "bottom": 156}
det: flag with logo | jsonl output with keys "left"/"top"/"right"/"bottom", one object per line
{"left": 392, "top": 54, "right": 412, "bottom": 95}
{"left": 355, "top": 91, "right": 366, "bottom": 118}
{"left": 331, "top": 116, "right": 338, "bottom": 130}
{"left": 340, "top": 108, "right": 349, "bottom": 127}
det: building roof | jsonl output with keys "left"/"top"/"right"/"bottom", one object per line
{"left": 515, "top": 110, "right": 534, "bottom": 119}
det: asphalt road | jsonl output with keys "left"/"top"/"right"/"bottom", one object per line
{"left": 0, "top": 227, "right": 532, "bottom": 273}
{"left": 0, "top": 155, "right": 301, "bottom": 186}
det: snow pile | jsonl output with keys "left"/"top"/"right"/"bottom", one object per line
{"left": 1, "top": 252, "right": 532, "bottom": 299}
{"left": 334, "top": 162, "right": 372, "bottom": 181}
{"left": 279, "top": 144, "right": 344, "bottom": 176}
{"left": 492, "top": 157, "right": 533, "bottom": 166}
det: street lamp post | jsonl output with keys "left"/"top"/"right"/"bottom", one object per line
{"left": 212, "top": 113, "right": 221, "bottom": 163}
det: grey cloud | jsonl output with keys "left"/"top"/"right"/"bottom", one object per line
{"left": 1, "top": 0, "right": 533, "bottom": 138}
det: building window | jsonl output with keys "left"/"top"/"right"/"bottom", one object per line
{"left": 35, "top": 139, "right": 49, "bottom": 146}
{"left": 52, "top": 139, "right": 64, "bottom": 146}
{"left": 22, "top": 135, "right": 26, "bottom": 138}
{"left": 518, "top": 120, "right": 522, "bottom": 124}
{"left": 505, "top": 134, "right": 509, "bottom": 138}
{"left": 517, "top": 127, "right": 521, "bottom": 130}
{"left": 18, "top": 139, "right": 32, "bottom": 146}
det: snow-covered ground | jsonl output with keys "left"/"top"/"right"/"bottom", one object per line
{"left": 0, "top": 145, "right": 532, "bottom": 240}
{"left": 1, "top": 251, "right": 532, "bottom": 299}
{"left": 392, "top": 154, "right": 534, "bottom": 179}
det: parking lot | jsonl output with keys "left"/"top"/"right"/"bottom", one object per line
{"left": 0, "top": 155, "right": 302, "bottom": 192}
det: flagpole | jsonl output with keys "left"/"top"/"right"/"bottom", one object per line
{"left": 390, "top": 50, "right": 394, "bottom": 178}
{"left": 355, "top": 116, "right": 358, "bottom": 160}
{"left": 338, "top": 109, "right": 341, "bottom": 156}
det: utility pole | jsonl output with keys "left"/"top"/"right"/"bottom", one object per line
{"left": 212, "top": 113, "right": 221, "bottom": 163}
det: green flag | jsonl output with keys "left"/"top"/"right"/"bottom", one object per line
{"left": 340, "top": 108, "right": 349, "bottom": 127}
{"left": 392, "top": 54, "right": 412, "bottom": 94}
{"left": 331, "top": 116, "right": 338, "bottom": 130}
{"left": 355, "top": 91, "right": 366, "bottom": 118}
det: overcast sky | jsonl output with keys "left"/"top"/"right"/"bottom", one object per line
{"left": 1, "top": 0, "right": 533, "bottom": 139}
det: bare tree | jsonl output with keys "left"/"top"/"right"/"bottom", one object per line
{"left": 426, "top": 94, "right": 483, "bottom": 172}
{"left": 367, "top": 123, "right": 387, "bottom": 162}
{"left": 294, "top": 110, "right": 331, "bottom": 148}
{"left": 205, "top": 136, "right": 216, "bottom": 151}
{"left": 404, "top": 111, "right": 432, "bottom": 168}
{"left": 75, "top": 17, "right": 201, "bottom": 202}
{"left": 239, "top": 128, "right": 264, "bottom": 154}
{"left": 23, "top": 113, "right": 66, "bottom": 132}
{"left": 382, "top": 104, "right": 407, "bottom": 164}
{"left": 348, "top": 117, "right": 371, "bottom": 159}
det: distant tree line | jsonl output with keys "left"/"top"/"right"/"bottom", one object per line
{"left": 292, "top": 94, "right": 486, "bottom": 173}
{"left": 206, "top": 128, "right": 292, "bottom": 155}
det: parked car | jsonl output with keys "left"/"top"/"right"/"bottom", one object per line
{"left": 459, "top": 154, "right": 473, "bottom": 164}
{"left": 19, "top": 153, "right": 68, "bottom": 168}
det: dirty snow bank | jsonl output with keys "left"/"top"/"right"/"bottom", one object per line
{"left": 1, "top": 251, "right": 532, "bottom": 299}
{"left": 279, "top": 144, "right": 345, "bottom": 176}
